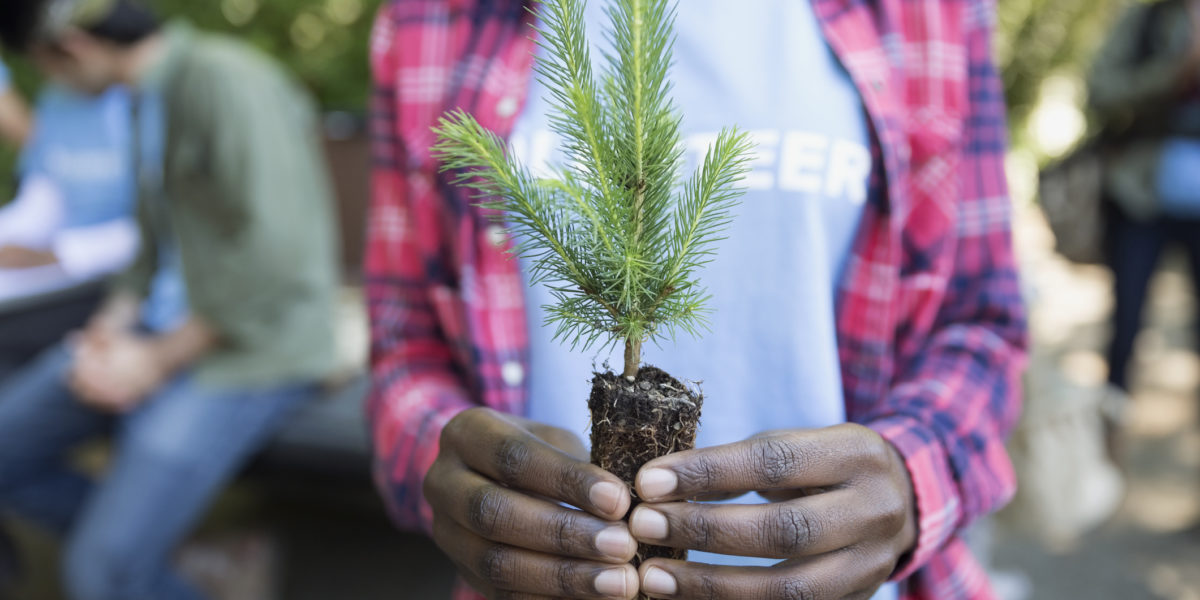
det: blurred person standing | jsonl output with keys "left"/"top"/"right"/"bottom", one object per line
{"left": 0, "top": 1, "right": 339, "bottom": 599}
{"left": 1090, "top": 0, "right": 1200, "bottom": 395}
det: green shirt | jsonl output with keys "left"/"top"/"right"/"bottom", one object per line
{"left": 117, "top": 22, "right": 339, "bottom": 386}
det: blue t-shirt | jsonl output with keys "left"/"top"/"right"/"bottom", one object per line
{"left": 20, "top": 85, "right": 186, "bottom": 331}
{"left": 21, "top": 86, "right": 138, "bottom": 229}
{"left": 511, "top": 3, "right": 893, "bottom": 598}
{"left": 0, "top": 59, "right": 10, "bottom": 94}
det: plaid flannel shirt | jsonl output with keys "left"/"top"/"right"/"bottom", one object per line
{"left": 366, "top": 0, "right": 1027, "bottom": 597}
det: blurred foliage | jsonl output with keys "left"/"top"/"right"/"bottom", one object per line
{"left": 149, "top": 0, "right": 383, "bottom": 110}
{"left": 4, "top": 0, "right": 382, "bottom": 109}
{"left": 0, "top": 0, "right": 1140, "bottom": 197}
{"left": 0, "top": 0, "right": 383, "bottom": 195}
{"left": 997, "top": 0, "right": 1128, "bottom": 153}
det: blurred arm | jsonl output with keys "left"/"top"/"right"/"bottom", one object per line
{"left": 0, "top": 58, "right": 30, "bottom": 145}
{"left": 0, "top": 173, "right": 65, "bottom": 248}
{"left": 865, "top": 0, "right": 1028, "bottom": 584}
{"left": 365, "top": 6, "right": 475, "bottom": 533}
{"left": 53, "top": 219, "right": 140, "bottom": 280}
{"left": 88, "top": 290, "right": 142, "bottom": 333}
{"left": 0, "top": 57, "right": 30, "bottom": 147}
{"left": 0, "top": 89, "right": 31, "bottom": 146}
{"left": 147, "top": 315, "right": 217, "bottom": 374}
{"left": 79, "top": 301, "right": 217, "bottom": 387}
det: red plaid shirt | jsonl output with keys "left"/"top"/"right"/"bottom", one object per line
{"left": 366, "top": 0, "right": 1027, "bottom": 598}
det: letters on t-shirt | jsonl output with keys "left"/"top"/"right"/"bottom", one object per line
{"left": 511, "top": 128, "right": 871, "bottom": 205}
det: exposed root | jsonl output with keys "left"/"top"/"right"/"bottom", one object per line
{"left": 588, "top": 366, "right": 703, "bottom": 572}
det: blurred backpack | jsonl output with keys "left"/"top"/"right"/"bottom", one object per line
{"left": 1039, "top": 143, "right": 1107, "bottom": 264}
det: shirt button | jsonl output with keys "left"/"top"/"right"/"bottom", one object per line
{"left": 501, "top": 361, "right": 525, "bottom": 387}
{"left": 485, "top": 224, "right": 508, "bottom": 248}
{"left": 496, "top": 95, "right": 519, "bottom": 119}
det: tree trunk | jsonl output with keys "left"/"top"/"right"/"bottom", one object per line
{"left": 622, "top": 337, "right": 642, "bottom": 380}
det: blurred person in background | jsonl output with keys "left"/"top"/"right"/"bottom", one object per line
{"left": 0, "top": 51, "right": 157, "bottom": 595}
{"left": 367, "top": 0, "right": 1026, "bottom": 599}
{"left": 0, "top": 57, "right": 150, "bottom": 383}
{"left": 0, "top": 1, "right": 339, "bottom": 599}
{"left": 1090, "top": 0, "right": 1200, "bottom": 403}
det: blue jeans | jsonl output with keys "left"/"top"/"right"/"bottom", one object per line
{"left": 0, "top": 344, "right": 312, "bottom": 600}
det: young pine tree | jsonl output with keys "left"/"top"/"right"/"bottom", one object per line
{"left": 433, "top": 0, "right": 754, "bottom": 571}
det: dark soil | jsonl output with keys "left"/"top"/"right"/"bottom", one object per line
{"left": 588, "top": 366, "right": 703, "bottom": 574}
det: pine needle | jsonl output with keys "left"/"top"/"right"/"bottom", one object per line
{"left": 432, "top": 0, "right": 754, "bottom": 377}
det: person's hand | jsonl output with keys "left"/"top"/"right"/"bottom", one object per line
{"left": 628, "top": 424, "right": 917, "bottom": 600}
{"left": 425, "top": 407, "right": 641, "bottom": 599}
{"left": 0, "top": 245, "right": 57, "bottom": 269}
{"left": 84, "top": 292, "right": 141, "bottom": 334}
{"left": 69, "top": 329, "right": 168, "bottom": 413}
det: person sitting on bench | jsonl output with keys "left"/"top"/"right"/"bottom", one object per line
{"left": 0, "top": 1, "right": 340, "bottom": 598}
{"left": 0, "top": 55, "right": 168, "bottom": 382}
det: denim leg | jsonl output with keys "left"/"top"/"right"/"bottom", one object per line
{"left": 62, "top": 374, "right": 312, "bottom": 600}
{"left": 1169, "top": 217, "right": 1200, "bottom": 354}
{"left": 1106, "top": 212, "right": 1169, "bottom": 390}
{"left": 0, "top": 345, "right": 107, "bottom": 535}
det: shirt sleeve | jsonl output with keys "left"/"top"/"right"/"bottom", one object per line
{"left": 172, "top": 51, "right": 335, "bottom": 354}
{"left": 53, "top": 218, "right": 140, "bottom": 280}
{"left": 364, "top": 5, "right": 476, "bottom": 533}
{"left": 0, "top": 173, "right": 64, "bottom": 248}
{"left": 867, "top": 0, "right": 1027, "bottom": 581}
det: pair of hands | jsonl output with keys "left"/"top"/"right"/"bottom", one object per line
{"left": 67, "top": 294, "right": 214, "bottom": 413}
{"left": 425, "top": 408, "right": 917, "bottom": 600}
{"left": 69, "top": 323, "right": 169, "bottom": 414}
{"left": 0, "top": 244, "right": 57, "bottom": 269}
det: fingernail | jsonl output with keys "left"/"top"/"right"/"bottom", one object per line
{"left": 630, "top": 507, "right": 668, "bottom": 540}
{"left": 595, "top": 526, "right": 634, "bottom": 558}
{"left": 643, "top": 566, "right": 678, "bottom": 595}
{"left": 590, "top": 481, "right": 624, "bottom": 514}
{"left": 594, "top": 567, "right": 629, "bottom": 596}
{"left": 638, "top": 468, "right": 677, "bottom": 499}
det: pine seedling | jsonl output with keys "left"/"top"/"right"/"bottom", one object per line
{"left": 433, "top": 0, "right": 754, "bottom": 382}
